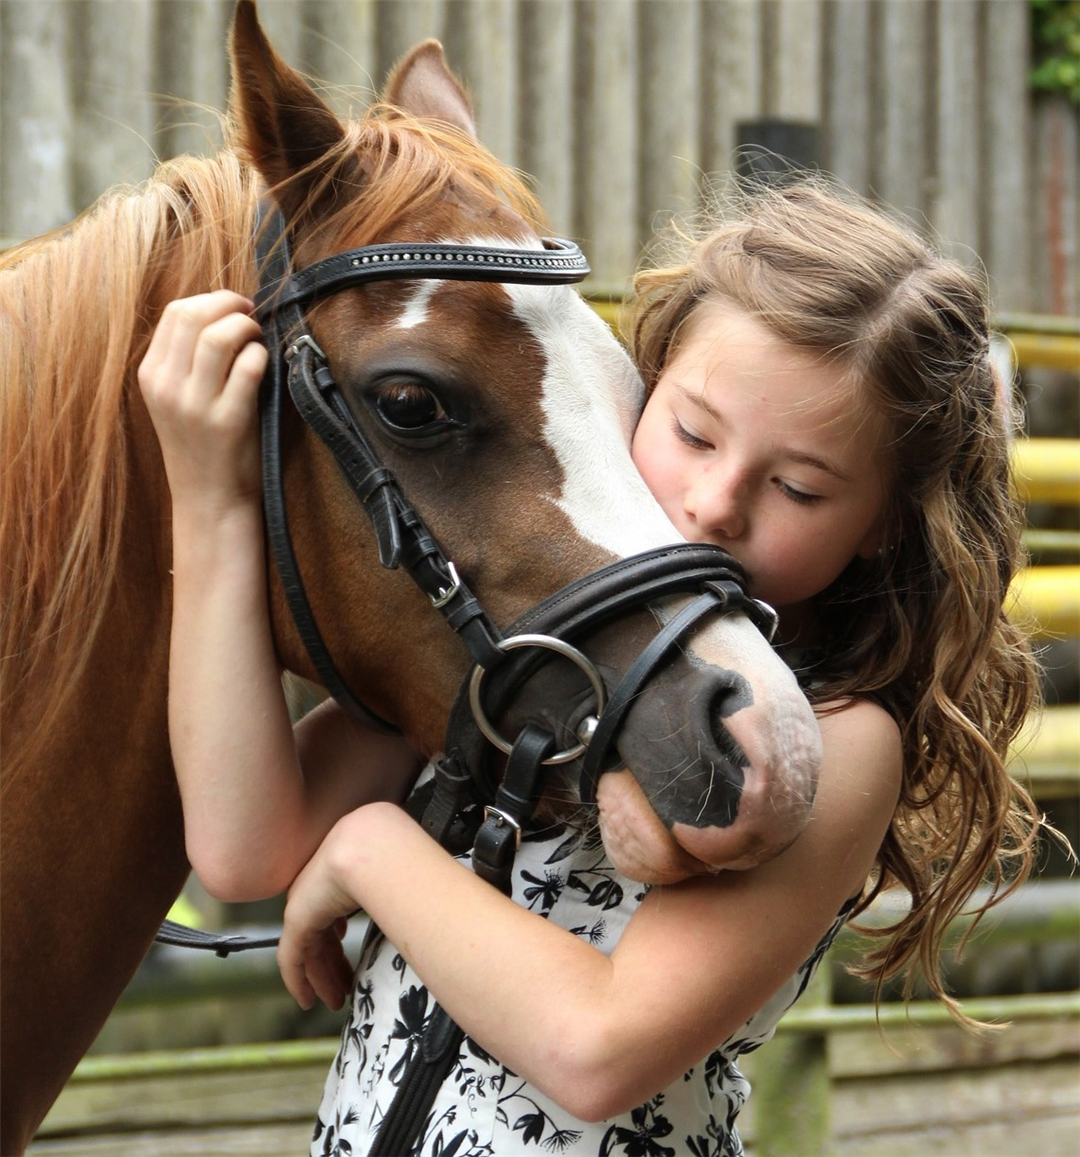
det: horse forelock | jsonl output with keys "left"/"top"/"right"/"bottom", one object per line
{"left": 278, "top": 107, "right": 546, "bottom": 252}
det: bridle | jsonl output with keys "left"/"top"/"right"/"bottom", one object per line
{"left": 159, "top": 200, "right": 779, "bottom": 1153}
{"left": 251, "top": 202, "right": 777, "bottom": 797}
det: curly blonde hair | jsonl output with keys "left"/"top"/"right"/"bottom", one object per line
{"left": 625, "top": 177, "right": 1045, "bottom": 1019}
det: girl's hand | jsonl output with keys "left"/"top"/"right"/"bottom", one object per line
{"left": 138, "top": 290, "right": 267, "bottom": 510}
{"left": 278, "top": 818, "right": 366, "bottom": 1012}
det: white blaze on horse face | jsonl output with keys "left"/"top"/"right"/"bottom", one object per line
{"left": 503, "top": 273, "right": 822, "bottom": 865}
{"left": 395, "top": 281, "right": 441, "bottom": 330}
{"left": 502, "top": 280, "right": 685, "bottom": 558}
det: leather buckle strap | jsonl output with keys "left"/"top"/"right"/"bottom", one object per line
{"left": 472, "top": 723, "right": 556, "bottom": 895}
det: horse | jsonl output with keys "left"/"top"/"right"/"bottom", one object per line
{"left": 0, "top": 2, "right": 821, "bottom": 1150}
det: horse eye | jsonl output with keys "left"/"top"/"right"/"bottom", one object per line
{"left": 374, "top": 382, "right": 447, "bottom": 432}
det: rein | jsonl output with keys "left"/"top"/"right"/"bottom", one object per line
{"left": 156, "top": 202, "right": 778, "bottom": 1153}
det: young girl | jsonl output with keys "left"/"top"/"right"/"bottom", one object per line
{"left": 139, "top": 178, "right": 1044, "bottom": 1156}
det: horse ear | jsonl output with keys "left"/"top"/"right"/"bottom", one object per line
{"left": 383, "top": 40, "right": 477, "bottom": 139}
{"left": 228, "top": 0, "right": 349, "bottom": 216}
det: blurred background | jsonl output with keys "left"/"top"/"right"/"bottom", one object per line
{"left": 4, "top": 2, "right": 1077, "bottom": 1154}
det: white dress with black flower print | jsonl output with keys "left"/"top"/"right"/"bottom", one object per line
{"left": 311, "top": 785, "right": 852, "bottom": 1157}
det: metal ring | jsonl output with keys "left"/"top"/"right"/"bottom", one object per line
{"left": 468, "top": 633, "right": 606, "bottom": 765}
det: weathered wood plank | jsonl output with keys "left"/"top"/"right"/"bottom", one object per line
{"left": 933, "top": 0, "right": 981, "bottom": 264}
{"left": 984, "top": 0, "right": 1034, "bottom": 313}
{"left": 639, "top": 0, "right": 700, "bottom": 239}
{"left": 518, "top": 0, "right": 575, "bottom": 230}
{"left": 828, "top": 1015, "right": 1080, "bottom": 1078}
{"left": 29, "top": 1121, "right": 314, "bottom": 1156}
{"left": 574, "top": 0, "right": 639, "bottom": 283}
{"left": 37, "top": 1044, "right": 336, "bottom": 1136}
{"left": 444, "top": 0, "right": 517, "bottom": 167}
{"left": 155, "top": 0, "right": 233, "bottom": 163}
{"left": 70, "top": 1, "right": 156, "bottom": 207}
{"left": 700, "top": 0, "right": 764, "bottom": 195}
{"left": 822, "top": 0, "right": 872, "bottom": 192}
{"left": 831, "top": 1058, "right": 1080, "bottom": 1135}
{"left": 768, "top": 0, "right": 822, "bottom": 122}
{"left": 829, "top": 1113, "right": 1080, "bottom": 1157}
{"left": 1033, "top": 96, "right": 1080, "bottom": 318}
{"left": 876, "top": 0, "right": 930, "bottom": 219}
{"left": 0, "top": 0, "right": 76, "bottom": 238}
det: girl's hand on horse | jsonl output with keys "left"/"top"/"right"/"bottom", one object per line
{"left": 138, "top": 290, "right": 267, "bottom": 511}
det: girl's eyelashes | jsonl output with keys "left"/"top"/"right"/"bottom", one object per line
{"left": 672, "top": 417, "right": 712, "bottom": 449}
{"left": 776, "top": 480, "right": 823, "bottom": 506}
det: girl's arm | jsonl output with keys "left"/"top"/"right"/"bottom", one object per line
{"left": 139, "top": 291, "right": 419, "bottom": 901}
{"left": 278, "top": 696, "right": 902, "bottom": 1121}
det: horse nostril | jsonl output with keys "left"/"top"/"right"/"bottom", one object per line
{"left": 706, "top": 676, "right": 754, "bottom": 775}
{"left": 708, "top": 671, "right": 754, "bottom": 723}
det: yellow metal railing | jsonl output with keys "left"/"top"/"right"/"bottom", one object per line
{"left": 1013, "top": 437, "right": 1080, "bottom": 507}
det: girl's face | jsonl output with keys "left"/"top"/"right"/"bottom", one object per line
{"left": 632, "top": 300, "right": 888, "bottom": 631}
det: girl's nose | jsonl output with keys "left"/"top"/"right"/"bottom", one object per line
{"left": 685, "top": 464, "right": 747, "bottom": 540}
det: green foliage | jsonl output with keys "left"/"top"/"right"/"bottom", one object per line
{"left": 1031, "top": 0, "right": 1080, "bottom": 104}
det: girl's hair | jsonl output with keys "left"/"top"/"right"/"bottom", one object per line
{"left": 626, "top": 177, "right": 1046, "bottom": 1019}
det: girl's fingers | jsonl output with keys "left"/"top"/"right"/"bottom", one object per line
{"left": 224, "top": 337, "right": 269, "bottom": 413}
{"left": 139, "top": 291, "right": 257, "bottom": 407}
{"left": 185, "top": 310, "right": 265, "bottom": 411}
{"left": 278, "top": 930, "right": 352, "bottom": 1011}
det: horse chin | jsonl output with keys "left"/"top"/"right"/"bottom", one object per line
{"left": 595, "top": 771, "right": 713, "bottom": 885}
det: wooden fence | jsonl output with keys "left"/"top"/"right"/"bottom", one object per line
{"left": 2, "top": 0, "right": 1078, "bottom": 315}
{"left": 27, "top": 881, "right": 1080, "bottom": 1156}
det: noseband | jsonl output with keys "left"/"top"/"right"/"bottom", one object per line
{"left": 252, "top": 203, "right": 777, "bottom": 809}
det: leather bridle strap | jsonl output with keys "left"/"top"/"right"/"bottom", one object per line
{"left": 257, "top": 204, "right": 400, "bottom": 731}
{"left": 576, "top": 580, "right": 749, "bottom": 803}
{"left": 253, "top": 203, "right": 593, "bottom": 717}
{"left": 444, "top": 543, "right": 777, "bottom": 801}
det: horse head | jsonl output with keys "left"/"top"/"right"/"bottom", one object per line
{"left": 231, "top": 0, "right": 821, "bottom": 881}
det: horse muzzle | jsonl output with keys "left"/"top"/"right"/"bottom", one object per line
{"left": 605, "top": 641, "right": 821, "bottom": 876}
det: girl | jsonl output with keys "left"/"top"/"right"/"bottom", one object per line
{"left": 139, "top": 179, "right": 1044, "bottom": 1156}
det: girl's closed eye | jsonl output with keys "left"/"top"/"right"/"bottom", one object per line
{"left": 775, "top": 479, "right": 823, "bottom": 506}
{"left": 672, "top": 416, "right": 712, "bottom": 450}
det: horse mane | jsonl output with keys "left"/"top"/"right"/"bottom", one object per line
{"left": 0, "top": 99, "right": 544, "bottom": 771}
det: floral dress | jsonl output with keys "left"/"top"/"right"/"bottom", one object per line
{"left": 311, "top": 788, "right": 852, "bottom": 1157}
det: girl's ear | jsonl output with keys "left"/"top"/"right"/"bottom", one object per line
{"left": 855, "top": 516, "right": 886, "bottom": 561}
